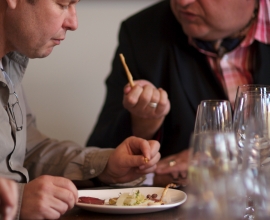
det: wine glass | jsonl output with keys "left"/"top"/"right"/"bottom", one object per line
{"left": 233, "top": 90, "right": 270, "bottom": 219}
{"left": 194, "top": 100, "right": 232, "bottom": 134}
{"left": 233, "top": 92, "right": 270, "bottom": 168}
{"left": 233, "top": 84, "right": 270, "bottom": 148}
{"left": 233, "top": 84, "right": 270, "bottom": 110}
{"left": 185, "top": 132, "right": 241, "bottom": 220}
{"left": 233, "top": 85, "right": 270, "bottom": 140}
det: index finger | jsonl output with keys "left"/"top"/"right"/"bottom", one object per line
{"left": 128, "top": 137, "right": 160, "bottom": 165}
{"left": 148, "top": 140, "right": 161, "bottom": 159}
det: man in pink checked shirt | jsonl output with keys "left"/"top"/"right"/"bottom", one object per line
{"left": 87, "top": 0, "right": 270, "bottom": 186}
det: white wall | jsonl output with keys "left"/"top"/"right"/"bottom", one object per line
{"left": 22, "top": 0, "right": 160, "bottom": 146}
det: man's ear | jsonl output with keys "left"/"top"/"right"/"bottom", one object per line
{"left": 5, "top": 0, "right": 18, "bottom": 9}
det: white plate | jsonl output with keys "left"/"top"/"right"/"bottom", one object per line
{"left": 76, "top": 187, "right": 187, "bottom": 214}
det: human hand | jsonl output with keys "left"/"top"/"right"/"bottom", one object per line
{"left": 123, "top": 80, "right": 170, "bottom": 120}
{"left": 20, "top": 175, "right": 78, "bottom": 219}
{"left": 99, "top": 136, "right": 160, "bottom": 184}
{"left": 0, "top": 177, "right": 18, "bottom": 220}
{"left": 123, "top": 80, "right": 170, "bottom": 139}
{"left": 155, "top": 150, "right": 189, "bottom": 180}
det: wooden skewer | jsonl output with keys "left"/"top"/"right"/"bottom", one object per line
{"left": 119, "top": 53, "right": 135, "bottom": 87}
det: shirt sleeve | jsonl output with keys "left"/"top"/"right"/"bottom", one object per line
{"left": 23, "top": 89, "right": 114, "bottom": 181}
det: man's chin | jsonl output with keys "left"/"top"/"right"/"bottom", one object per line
{"left": 182, "top": 26, "right": 226, "bottom": 41}
{"left": 181, "top": 25, "right": 212, "bottom": 41}
{"left": 28, "top": 47, "right": 54, "bottom": 59}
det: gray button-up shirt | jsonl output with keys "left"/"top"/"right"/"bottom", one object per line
{"left": 0, "top": 52, "right": 114, "bottom": 219}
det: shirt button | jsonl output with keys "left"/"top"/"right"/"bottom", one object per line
{"left": 90, "top": 169, "right": 95, "bottom": 175}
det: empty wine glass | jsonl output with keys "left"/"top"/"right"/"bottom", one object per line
{"left": 194, "top": 100, "right": 232, "bottom": 134}
{"left": 185, "top": 132, "right": 241, "bottom": 220}
{"left": 233, "top": 92, "right": 270, "bottom": 167}
{"left": 233, "top": 90, "right": 270, "bottom": 220}
{"left": 233, "top": 84, "right": 270, "bottom": 148}
{"left": 233, "top": 84, "right": 270, "bottom": 110}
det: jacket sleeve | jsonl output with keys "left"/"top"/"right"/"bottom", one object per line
{"left": 23, "top": 89, "right": 114, "bottom": 181}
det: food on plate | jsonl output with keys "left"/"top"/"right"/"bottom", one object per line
{"left": 108, "top": 197, "right": 118, "bottom": 205}
{"left": 78, "top": 183, "right": 177, "bottom": 206}
{"left": 78, "top": 197, "right": 105, "bottom": 205}
{"left": 112, "top": 190, "right": 159, "bottom": 206}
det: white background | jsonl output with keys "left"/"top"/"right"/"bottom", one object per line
{"left": 23, "top": 0, "right": 160, "bottom": 146}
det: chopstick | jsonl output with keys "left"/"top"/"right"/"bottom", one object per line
{"left": 119, "top": 53, "right": 135, "bottom": 87}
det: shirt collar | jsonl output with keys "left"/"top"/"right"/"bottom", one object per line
{"left": 253, "top": 0, "right": 270, "bottom": 44}
{"left": 241, "top": 0, "right": 270, "bottom": 47}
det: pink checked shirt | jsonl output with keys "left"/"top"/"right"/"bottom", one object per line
{"left": 191, "top": 0, "right": 270, "bottom": 108}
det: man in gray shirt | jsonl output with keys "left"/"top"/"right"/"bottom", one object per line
{"left": 0, "top": 0, "right": 161, "bottom": 219}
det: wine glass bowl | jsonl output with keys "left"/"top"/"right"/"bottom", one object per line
{"left": 233, "top": 92, "right": 270, "bottom": 170}
{"left": 194, "top": 100, "right": 232, "bottom": 134}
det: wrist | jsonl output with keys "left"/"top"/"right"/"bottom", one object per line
{"left": 97, "top": 167, "right": 117, "bottom": 185}
{"left": 131, "top": 115, "right": 165, "bottom": 139}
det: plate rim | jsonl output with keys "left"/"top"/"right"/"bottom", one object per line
{"left": 76, "top": 187, "right": 187, "bottom": 213}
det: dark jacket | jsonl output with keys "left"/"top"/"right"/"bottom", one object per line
{"left": 87, "top": 0, "right": 270, "bottom": 157}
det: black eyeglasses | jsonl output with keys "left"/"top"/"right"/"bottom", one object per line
{"left": 1, "top": 68, "right": 23, "bottom": 131}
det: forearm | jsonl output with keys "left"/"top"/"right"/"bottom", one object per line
{"left": 25, "top": 103, "right": 115, "bottom": 181}
{"left": 25, "top": 139, "right": 115, "bottom": 181}
{"left": 131, "top": 115, "right": 165, "bottom": 140}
